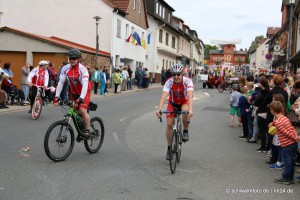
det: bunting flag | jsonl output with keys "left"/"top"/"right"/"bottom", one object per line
{"left": 141, "top": 39, "right": 146, "bottom": 49}
{"left": 126, "top": 33, "right": 132, "bottom": 42}
{"left": 132, "top": 32, "right": 142, "bottom": 46}
{"left": 131, "top": 37, "right": 136, "bottom": 45}
{"left": 147, "top": 33, "right": 151, "bottom": 44}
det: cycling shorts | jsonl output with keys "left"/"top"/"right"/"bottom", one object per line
{"left": 166, "top": 100, "right": 188, "bottom": 119}
{"left": 70, "top": 90, "right": 91, "bottom": 110}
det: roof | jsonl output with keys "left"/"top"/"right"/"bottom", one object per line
{"left": 0, "top": 26, "right": 110, "bottom": 57}
{"left": 104, "top": 0, "right": 149, "bottom": 28}
{"left": 257, "top": 38, "right": 267, "bottom": 45}
{"left": 172, "top": 15, "right": 184, "bottom": 23}
{"left": 267, "top": 27, "right": 281, "bottom": 36}
{"left": 103, "top": 0, "right": 130, "bottom": 14}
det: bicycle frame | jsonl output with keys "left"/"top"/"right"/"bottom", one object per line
{"left": 63, "top": 106, "right": 83, "bottom": 135}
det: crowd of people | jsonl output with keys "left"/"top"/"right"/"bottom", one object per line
{"left": 229, "top": 70, "right": 300, "bottom": 185}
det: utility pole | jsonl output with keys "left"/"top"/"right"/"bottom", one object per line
{"left": 93, "top": 16, "right": 102, "bottom": 68}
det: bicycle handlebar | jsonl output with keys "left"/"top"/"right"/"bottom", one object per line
{"left": 159, "top": 110, "right": 190, "bottom": 123}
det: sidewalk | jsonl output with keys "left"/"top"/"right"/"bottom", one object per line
{"left": 0, "top": 83, "right": 209, "bottom": 114}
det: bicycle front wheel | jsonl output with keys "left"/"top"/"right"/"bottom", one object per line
{"left": 176, "top": 118, "right": 182, "bottom": 163}
{"left": 32, "top": 96, "right": 42, "bottom": 120}
{"left": 84, "top": 117, "right": 105, "bottom": 154}
{"left": 44, "top": 121, "right": 75, "bottom": 162}
{"left": 170, "top": 130, "right": 178, "bottom": 174}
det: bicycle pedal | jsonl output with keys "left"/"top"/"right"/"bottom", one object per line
{"left": 76, "top": 136, "right": 83, "bottom": 143}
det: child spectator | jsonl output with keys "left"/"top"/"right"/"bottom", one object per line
{"left": 229, "top": 84, "right": 242, "bottom": 127}
{"left": 238, "top": 87, "right": 249, "bottom": 139}
{"left": 268, "top": 94, "right": 286, "bottom": 170}
{"left": 269, "top": 101, "right": 300, "bottom": 185}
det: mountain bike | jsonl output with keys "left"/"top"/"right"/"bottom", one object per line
{"left": 44, "top": 100, "right": 104, "bottom": 162}
{"left": 31, "top": 85, "right": 50, "bottom": 120}
{"left": 160, "top": 108, "right": 189, "bottom": 174}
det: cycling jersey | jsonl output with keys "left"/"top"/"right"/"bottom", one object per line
{"left": 163, "top": 76, "right": 194, "bottom": 105}
{"left": 27, "top": 67, "right": 49, "bottom": 87}
{"left": 56, "top": 63, "right": 91, "bottom": 100}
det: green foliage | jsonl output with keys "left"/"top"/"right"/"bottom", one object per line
{"left": 204, "top": 44, "right": 218, "bottom": 57}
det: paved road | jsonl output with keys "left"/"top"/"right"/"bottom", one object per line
{"left": 0, "top": 88, "right": 299, "bottom": 200}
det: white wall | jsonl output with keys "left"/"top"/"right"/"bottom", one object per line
{"left": 250, "top": 51, "right": 256, "bottom": 70}
{"left": 0, "top": 0, "right": 113, "bottom": 53}
{"left": 145, "top": 16, "right": 157, "bottom": 75}
{"left": 256, "top": 40, "right": 269, "bottom": 69}
{"left": 111, "top": 13, "right": 147, "bottom": 73}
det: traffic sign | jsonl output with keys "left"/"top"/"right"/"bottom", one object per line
{"left": 266, "top": 53, "right": 272, "bottom": 60}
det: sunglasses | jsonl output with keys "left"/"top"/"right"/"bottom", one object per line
{"left": 69, "top": 57, "right": 78, "bottom": 60}
{"left": 172, "top": 73, "right": 182, "bottom": 77}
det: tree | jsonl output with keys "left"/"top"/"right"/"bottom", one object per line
{"left": 204, "top": 44, "right": 218, "bottom": 58}
{"left": 249, "top": 35, "right": 264, "bottom": 49}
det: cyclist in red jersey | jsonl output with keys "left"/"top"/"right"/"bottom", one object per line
{"left": 27, "top": 60, "right": 50, "bottom": 113}
{"left": 156, "top": 64, "right": 194, "bottom": 160}
{"left": 54, "top": 49, "right": 92, "bottom": 138}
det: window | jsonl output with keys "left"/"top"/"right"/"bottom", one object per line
{"left": 159, "top": 29, "right": 163, "bottom": 43}
{"left": 131, "top": 26, "right": 135, "bottom": 34}
{"left": 155, "top": 2, "right": 159, "bottom": 14}
{"left": 160, "top": 5, "right": 162, "bottom": 17}
{"left": 172, "top": 36, "right": 175, "bottom": 48}
{"left": 168, "top": 12, "right": 171, "bottom": 22}
{"left": 133, "top": 0, "right": 136, "bottom": 10}
{"left": 162, "top": 7, "right": 165, "bottom": 18}
{"left": 126, "top": 24, "right": 129, "bottom": 37}
{"left": 227, "top": 50, "right": 231, "bottom": 54}
{"left": 169, "top": 61, "right": 171, "bottom": 68}
{"left": 163, "top": 59, "right": 165, "bottom": 68}
{"left": 166, "top": 60, "right": 168, "bottom": 69}
{"left": 165, "top": 33, "right": 169, "bottom": 45}
{"left": 181, "top": 39, "right": 184, "bottom": 48}
{"left": 142, "top": 32, "right": 144, "bottom": 39}
{"left": 138, "top": 0, "right": 142, "bottom": 14}
{"left": 117, "top": 19, "right": 121, "bottom": 38}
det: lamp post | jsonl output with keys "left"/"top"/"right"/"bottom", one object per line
{"left": 93, "top": 16, "right": 102, "bottom": 68}
{"left": 286, "top": 0, "right": 295, "bottom": 71}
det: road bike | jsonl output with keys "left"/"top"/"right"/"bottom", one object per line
{"left": 44, "top": 100, "right": 104, "bottom": 162}
{"left": 31, "top": 86, "right": 50, "bottom": 120}
{"left": 160, "top": 108, "right": 189, "bottom": 174}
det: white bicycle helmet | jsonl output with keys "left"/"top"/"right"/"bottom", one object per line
{"left": 39, "top": 60, "right": 49, "bottom": 66}
{"left": 170, "top": 64, "right": 184, "bottom": 74}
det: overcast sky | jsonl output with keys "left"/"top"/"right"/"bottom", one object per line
{"left": 166, "top": 0, "right": 283, "bottom": 50}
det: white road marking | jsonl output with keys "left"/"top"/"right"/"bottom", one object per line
{"left": 204, "top": 92, "right": 210, "bottom": 96}
{"left": 113, "top": 133, "right": 120, "bottom": 144}
{"left": 120, "top": 113, "right": 137, "bottom": 122}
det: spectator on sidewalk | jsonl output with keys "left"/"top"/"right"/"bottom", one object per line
{"left": 121, "top": 66, "right": 128, "bottom": 91}
{"left": 142, "top": 68, "right": 150, "bottom": 88}
{"left": 269, "top": 101, "right": 300, "bottom": 185}
{"left": 246, "top": 94, "right": 254, "bottom": 142}
{"left": 254, "top": 76, "right": 270, "bottom": 153}
{"left": 113, "top": 69, "right": 121, "bottom": 94}
{"left": 229, "top": 84, "right": 242, "bottom": 127}
{"left": 48, "top": 62, "right": 57, "bottom": 87}
{"left": 57, "top": 62, "right": 69, "bottom": 101}
{"left": 91, "top": 67, "right": 100, "bottom": 94}
{"left": 268, "top": 94, "right": 287, "bottom": 170}
{"left": 3, "top": 63, "right": 14, "bottom": 78}
{"left": 137, "top": 66, "right": 143, "bottom": 89}
{"left": 127, "top": 65, "right": 133, "bottom": 90}
{"left": 100, "top": 69, "right": 106, "bottom": 96}
{"left": 21, "top": 61, "right": 31, "bottom": 101}
{"left": 238, "top": 87, "right": 249, "bottom": 139}
{"left": 105, "top": 68, "right": 110, "bottom": 94}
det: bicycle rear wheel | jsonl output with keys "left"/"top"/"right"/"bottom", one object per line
{"left": 32, "top": 96, "right": 42, "bottom": 120}
{"left": 44, "top": 121, "right": 75, "bottom": 162}
{"left": 84, "top": 117, "right": 105, "bottom": 154}
{"left": 170, "top": 130, "right": 177, "bottom": 174}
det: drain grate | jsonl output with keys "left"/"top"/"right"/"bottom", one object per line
{"left": 177, "top": 198, "right": 193, "bottom": 200}
{"left": 202, "top": 106, "right": 228, "bottom": 112}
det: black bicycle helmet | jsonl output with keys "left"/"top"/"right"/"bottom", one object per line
{"left": 68, "top": 49, "right": 82, "bottom": 59}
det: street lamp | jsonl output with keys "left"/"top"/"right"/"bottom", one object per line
{"left": 286, "top": 0, "right": 295, "bottom": 71}
{"left": 93, "top": 16, "right": 102, "bottom": 68}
